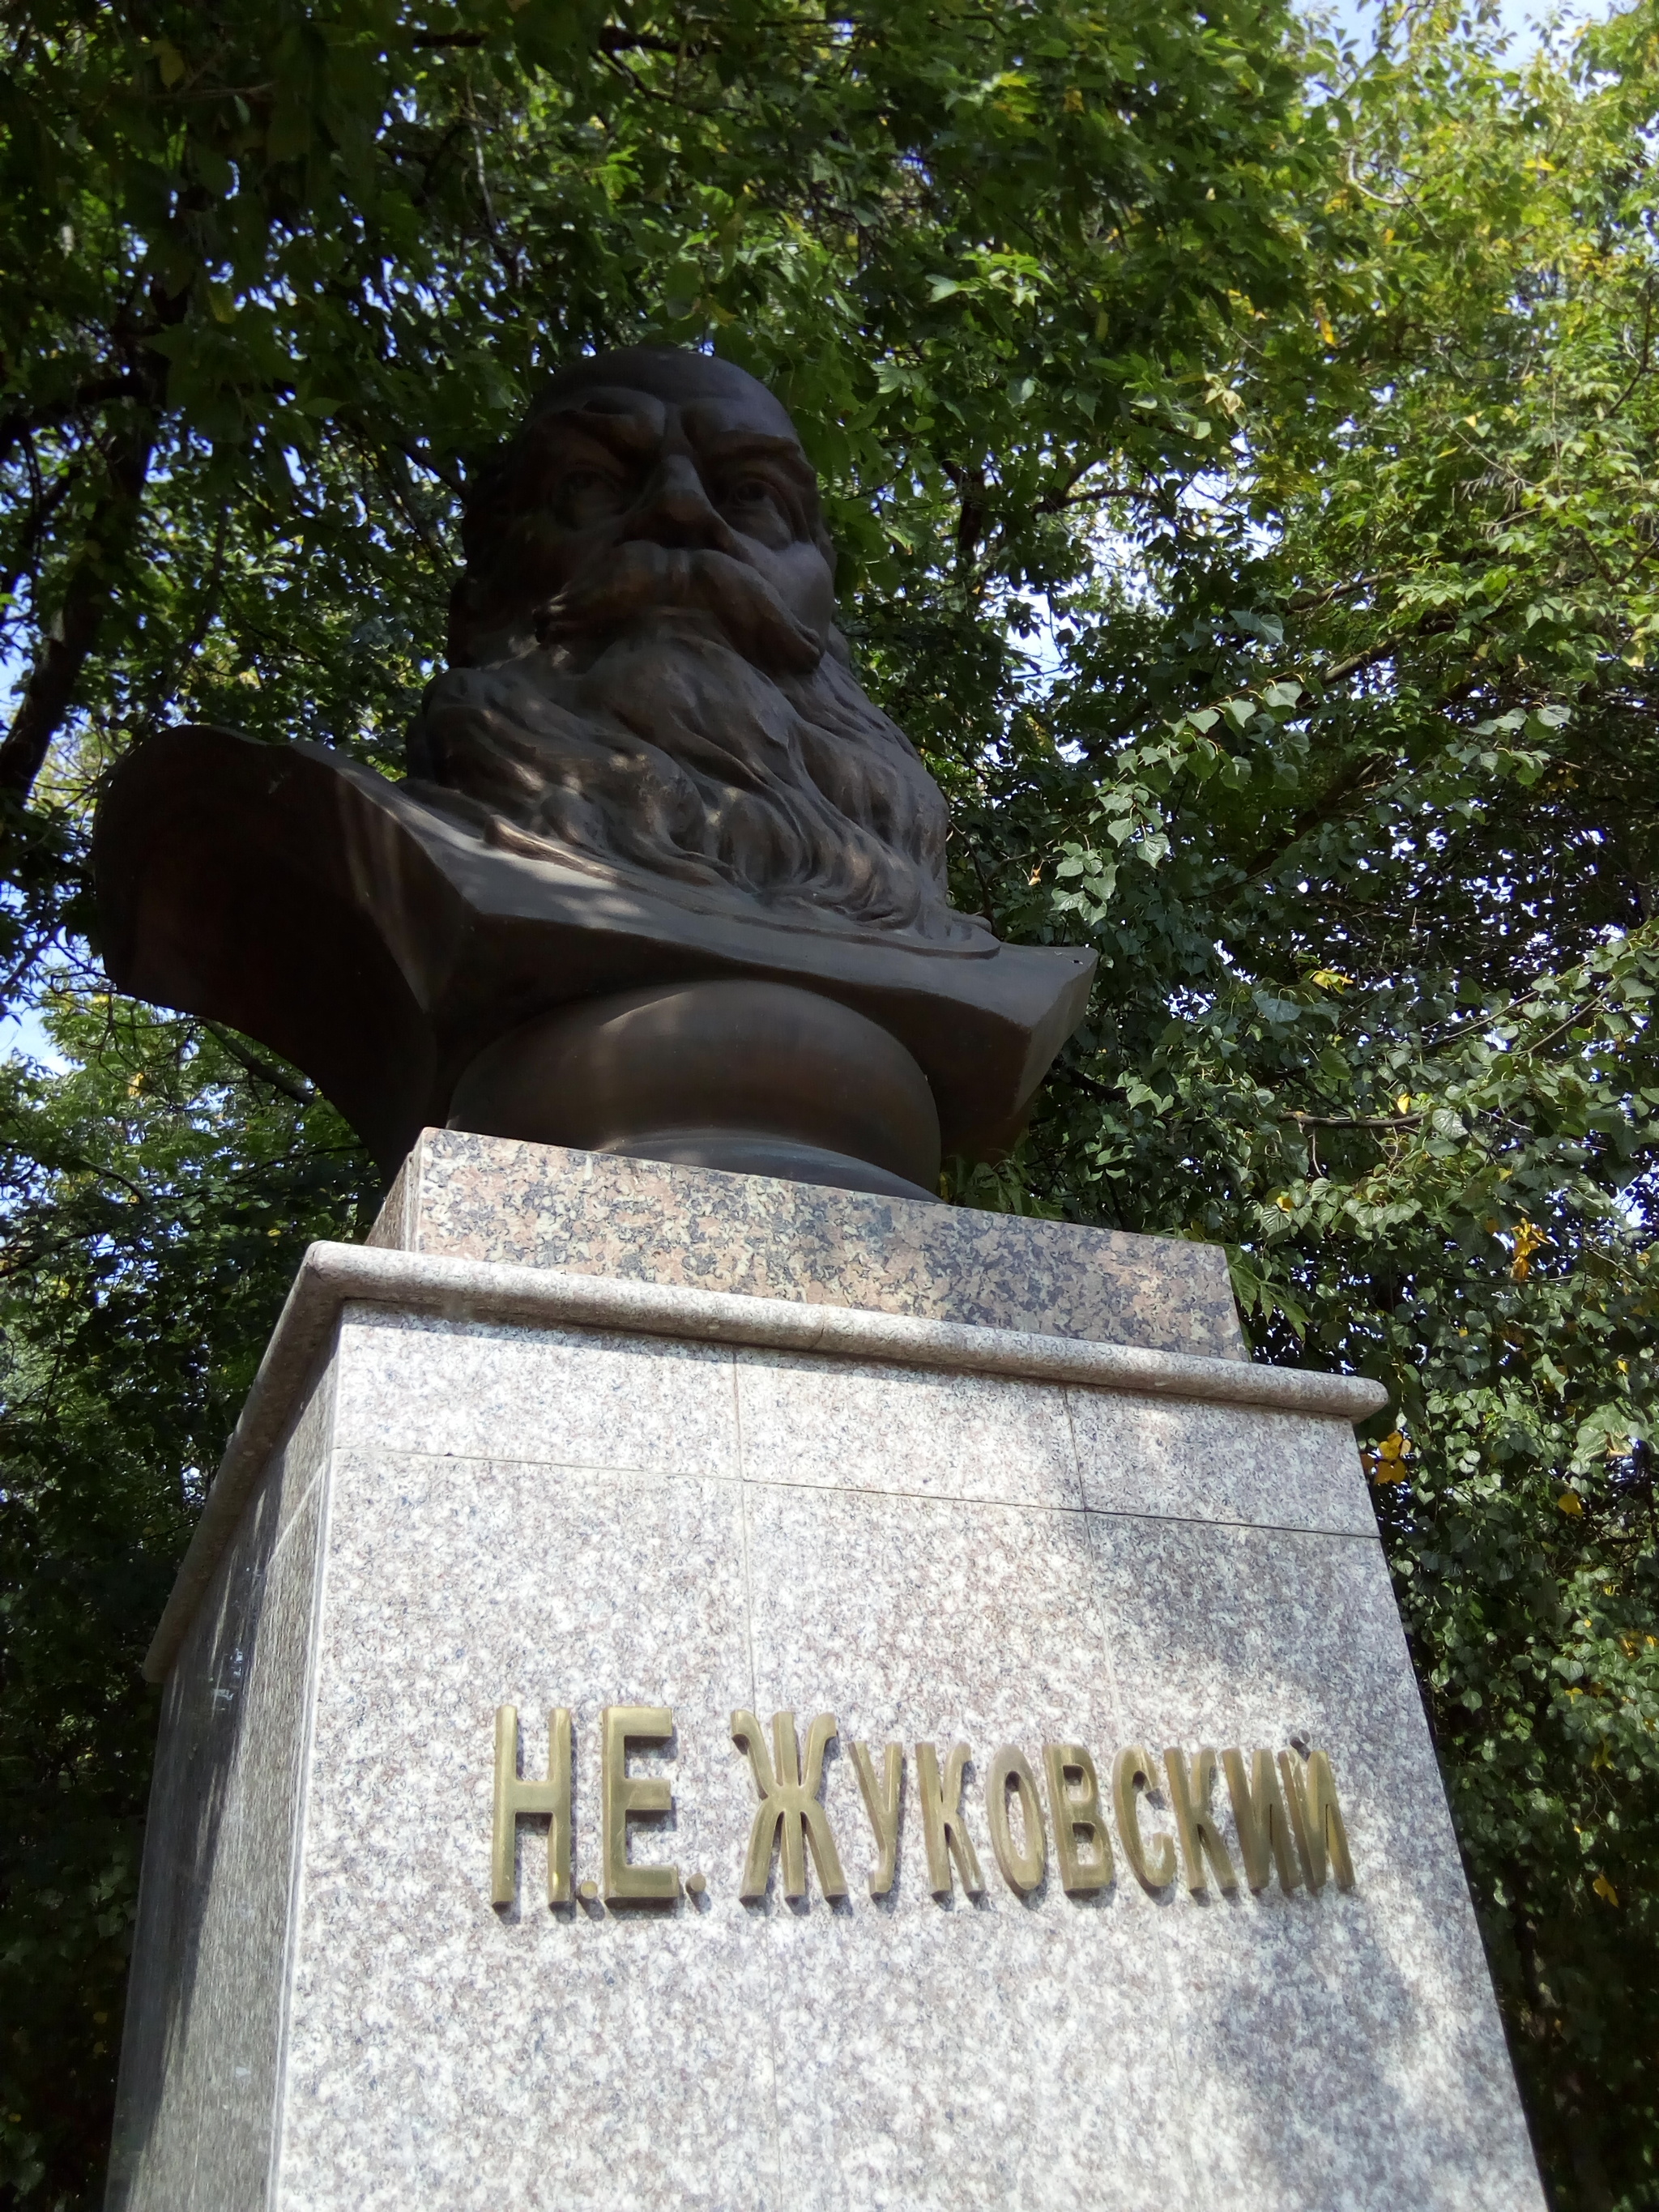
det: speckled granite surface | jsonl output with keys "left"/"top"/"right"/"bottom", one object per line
{"left": 109, "top": 1276, "right": 1542, "bottom": 2212}
{"left": 367, "top": 1130, "right": 1247, "bottom": 1361}
{"left": 105, "top": 1371, "right": 334, "bottom": 2212}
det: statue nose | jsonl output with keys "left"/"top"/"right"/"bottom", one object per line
{"left": 633, "top": 452, "right": 724, "bottom": 546}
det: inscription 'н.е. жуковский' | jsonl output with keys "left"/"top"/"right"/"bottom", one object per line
{"left": 489, "top": 1704, "right": 1357, "bottom": 1913}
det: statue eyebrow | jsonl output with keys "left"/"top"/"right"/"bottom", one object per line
{"left": 691, "top": 428, "right": 816, "bottom": 483}
{"left": 539, "top": 400, "right": 662, "bottom": 458}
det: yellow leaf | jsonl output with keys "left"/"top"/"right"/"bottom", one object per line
{"left": 1397, "top": 1093, "right": 1412, "bottom": 1113}
{"left": 1593, "top": 1873, "right": 1618, "bottom": 1906}
{"left": 1275, "top": 1192, "right": 1294, "bottom": 1212}
{"left": 1511, "top": 1219, "right": 1548, "bottom": 1281}
{"left": 1365, "top": 1432, "right": 1411, "bottom": 1485}
{"left": 157, "top": 40, "right": 186, "bottom": 86}
{"left": 1557, "top": 1490, "right": 1584, "bottom": 1516}
{"left": 1308, "top": 969, "right": 1352, "bottom": 991}
{"left": 1063, "top": 87, "right": 1084, "bottom": 113}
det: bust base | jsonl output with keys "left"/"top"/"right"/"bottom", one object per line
{"left": 446, "top": 978, "right": 943, "bottom": 1199}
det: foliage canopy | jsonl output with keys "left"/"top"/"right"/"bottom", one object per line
{"left": 2, "top": 0, "right": 1657, "bottom": 2205}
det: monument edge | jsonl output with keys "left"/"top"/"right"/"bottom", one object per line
{"left": 142, "top": 1238, "right": 1392, "bottom": 1686}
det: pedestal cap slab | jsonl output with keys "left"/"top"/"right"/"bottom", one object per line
{"left": 368, "top": 1132, "right": 1249, "bottom": 1360}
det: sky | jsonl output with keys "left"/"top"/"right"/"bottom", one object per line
{"left": 0, "top": 994, "right": 64, "bottom": 1068}
{"left": 1320, "top": 0, "right": 1562, "bottom": 59}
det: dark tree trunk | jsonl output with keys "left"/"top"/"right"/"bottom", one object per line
{"left": 0, "top": 414, "right": 156, "bottom": 803}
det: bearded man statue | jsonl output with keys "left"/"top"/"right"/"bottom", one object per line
{"left": 94, "top": 348, "right": 1094, "bottom": 1200}
{"left": 419, "top": 349, "right": 979, "bottom": 951}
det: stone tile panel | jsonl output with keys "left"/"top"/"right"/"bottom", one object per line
{"left": 733, "top": 1347, "right": 1082, "bottom": 1509}
{"left": 330, "top": 1306, "right": 739, "bottom": 1479}
{"left": 738, "top": 1479, "right": 1184, "bottom": 2210}
{"left": 1069, "top": 1388, "right": 1379, "bottom": 1535}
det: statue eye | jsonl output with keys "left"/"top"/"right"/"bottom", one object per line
{"left": 556, "top": 467, "right": 629, "bottom": 524}
{"left": 725, "top": 477, "right": 774, "bottom": 509}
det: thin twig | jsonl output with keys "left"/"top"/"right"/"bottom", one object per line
{"left": 199, "top": 1020, "right": 316, "bottom": 1105}
{"left": 1286, "top": 1110, "right": 1421, "bottom": 1130}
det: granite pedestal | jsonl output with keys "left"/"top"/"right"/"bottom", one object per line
{"left": 106, "top": 1136, "right": 1546, "bottom": 2211}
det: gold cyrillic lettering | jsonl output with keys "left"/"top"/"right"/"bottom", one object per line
{"left": 916, "top": 1742, "right": 985, "bottom": 1898}
{"left": 985, "top": 1746, "right": 1047, "bottom": 1894}
{"left": 600, "top": 1704, "right": 680, "bottom": 1902}
{"left": 731, "top": 1710, "right": 848, "bottom": 1902}
{"left": 1043, "top": 1743, "right": 1113, "bottom": 1893}
{"left": 491, "top": 1704, "right": 571, "bottom": 1907}
{"left": 1278, "top": 1747, "right": 1355, "bottom": 1891}
{"left": 1164, "top": 1747, "right": 1238, "bottom": 1894}
{"left": 851, "top": 1741, "right": 903, "bottom": 1897}
{"left": 1223, "top": 1747, "right": 1301, "bottom": 1893}
{"left": 1112, "top": 1745, "right": 1176, "bottom": 1891}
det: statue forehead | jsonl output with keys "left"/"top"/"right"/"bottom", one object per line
{"left": 530, "top": 347, "right": 802, "bottom": 444}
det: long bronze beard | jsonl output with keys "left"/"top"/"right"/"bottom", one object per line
{"left": 406, "top": 615, "right": 987, "bottom": 949}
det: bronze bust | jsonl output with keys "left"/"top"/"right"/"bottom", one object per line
{"left": 94, "top": 348, "right": 1094, "bottom": 1200}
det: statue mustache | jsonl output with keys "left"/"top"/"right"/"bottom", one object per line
{"left": 531, "top": 539, "right": 825, "bottom": 676}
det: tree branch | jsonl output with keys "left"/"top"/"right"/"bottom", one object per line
{"left": 0, "top": 375, "right": 150, "bottom": 473}
{"left": 1320, "top": 635, "right": 1405, "bottom": 686}
{"left": 1234, "top": 747, "right": 1390, "bottom": 882}
{"left": 411, "top": 24, "right": 698, "bottom": 55}
{"left": 198, "top": 1020, "right": 317, "bottom": 1105}
{"left": 0, "top": 416, "right": 156, "bottom": 803}
{"left": 1285, "top": 1110, "right": 1421, "bottom": 1130}
{"left": 0, "top": 455, "right": 83, "bottom": 607}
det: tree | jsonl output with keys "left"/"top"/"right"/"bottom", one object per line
{"left": 942, "top": 4, "right": 1659, "bottom": 2200}
{"left": 0, "top": 2, "right": 1323, "bottom": 2203}
{"left": 2, "top": 0, "right": 1657, "bottom": 2205}
{"left": 0, "top": 0, "right": 1315, "bottom": 805}
{"left": 0, "top": 998, "right": 372, "bottom": 2207}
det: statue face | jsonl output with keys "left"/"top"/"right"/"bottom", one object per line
{"left": 425, "top": 347, "right": 979, "bottom": 950}
{"left": 522, "top": 376, "right": 837, "bottom": 650}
